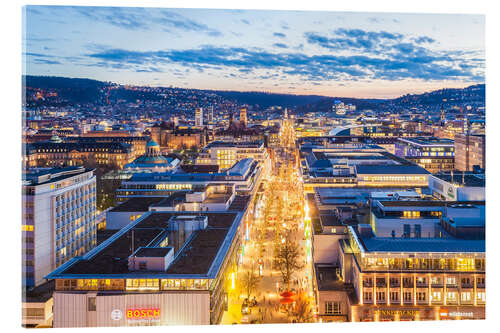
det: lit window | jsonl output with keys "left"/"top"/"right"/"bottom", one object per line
{"left": 461, "top": 292, "right": 471, "bottom": 302}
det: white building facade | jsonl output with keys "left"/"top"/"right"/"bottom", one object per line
{"left": 23, "top": 167, "right": 97, "bottom": 288}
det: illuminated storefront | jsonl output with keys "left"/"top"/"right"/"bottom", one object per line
{"left": 341, "top": 226, "right": 485, "bottom": 322}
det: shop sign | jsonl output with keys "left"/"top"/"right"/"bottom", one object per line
{"left": 111, "top": 309, "right": 123, "bottom": 321}
{"left": 447, "top": 186, "right": 455, "bottom": 199}
{"left": 126, "top": 308, "right": 160, "bottom": 320}
{"left": 440, "top": 309, "right": 473, "bottom": 319}
{"left": 375, "top": 309, "right": 418, "bottom": 318}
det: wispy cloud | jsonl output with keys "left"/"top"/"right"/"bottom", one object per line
{"left": 273, "top": 43, "right": 288, "bottom": 49}
{"left": 64, "top": 6, "right": 222, "bottom": 36}
{"left": 84, "top": 43, "right": 484, "bottom": 82}
{"left": 273, "top": 32, "right": 286, "bottom": 38}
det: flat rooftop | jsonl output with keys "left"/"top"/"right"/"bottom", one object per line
{"left": 433, "top": 173, "right": 485, "bottom": 187}
{"left": 133, "top": 247, "right": 173, "bottom": 257}
{"left": 205, "top": 140, "right": 263, "bottom": 148}
{"left": 399, "top": 137, "right": 454, "bottom": 146}
{"left": 315, "top": 265, "right": 349, "bottom": 291}
{"left": 378, "top": 200, "right": 484, "bottom": 207}
{"left": 180, "top": 164, "right": 219, "bottom": 173}
{"left": 360, "top": 236, "right": 485, "bottom": 253}
{"left": 356, "top": 164, "right": 430, "bottom": 175}
{"left": 48, "top": 211, "right": 241, "bottom": 278}
{"left": 23, "top": 166, "right": 93, "bottom": 186}
{"left": 23, "top": 280, "right": 55, "bottom": 303}
{"left": 110, "top": 197, "right": 166, "bottom": 212}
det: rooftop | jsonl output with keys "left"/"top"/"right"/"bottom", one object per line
{"left": 23, "top": 166, "right": 93, "bottom": 186}
{"left": 399, "top": 137, "right": 454, "bottom": 146}
{"left": 356, "top": 164, "right": 430, "bottom": 175}
{"left": 180, "top": 164, "right": 219, "bottom": 173}
{"left": 433, "top": 173, "right": 485, "bottom": 187}
{"left": 109, "top": 197, "right": 166, "bottom": 212}
{"left": 205, "top": 140, "right": 263, "bottom": 149}
{"left": 133, "top": 247, "right": 173, "bottom": 257}
{"left": 360, "top": 236, "right": 485, "bottom": 253}
{"left": 378, "top": 200, "right": 484, "bottom": 207}
{"left": 315, "top": 265, "right": 350, "bottom": 291}
{"left": 48, "top": 211, "right": 241, "bottom": 278}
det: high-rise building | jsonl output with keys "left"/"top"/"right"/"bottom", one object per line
{"left": 454, "top": 133, "right": 485, "bottom": 171}
{"left": 22, "top": 166, "right": 97, "bottom": 288}
{"left": 207, "top": 106, "right": 214, "bottom": 123}
{"left": 195, "top": 108, "right": 203, "bottom": 127}
{"left": 240, "top": 107, "right": 247, "bottom": 127}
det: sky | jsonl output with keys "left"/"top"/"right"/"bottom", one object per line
{"left": 22, "top": 6, "right": 485, "bottom": 98}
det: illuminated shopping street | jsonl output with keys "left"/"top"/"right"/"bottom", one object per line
{"left": 221, "top": 117, "right": 316, "bottom": 324}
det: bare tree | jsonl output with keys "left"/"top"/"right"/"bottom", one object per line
{"left": 275, "top": 236, "right": 303, "bottom": 290}
{"left": 288, "top": 293, "right": 313, "bottom": 323}
{"left": 241, "top": 265, "right": 261, "bottom": 299}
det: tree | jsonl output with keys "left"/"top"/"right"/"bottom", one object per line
{"left": 275, "top": 236, "right": 303, "bottom": 290}
{"left": 288, "top": 293, "right": 314, "bottom": 323}
{"left": 241, "top": 265, "right": 261, "bottom": 299}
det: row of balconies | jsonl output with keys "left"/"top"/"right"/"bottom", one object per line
{"left": 363, "top": 293, "right": 484, "bottom": 305}
{"left": 56, "top": 225, "right": 96, "bottom": 241}
{"left": 56, "top": 212, "right": 94, "bottom": 229}
{"left": 57, "top": 200, "right": 92, "bottom": 211}
{"left": 56, "top": 206, "right": 95, "bottom": 220}
{"left": 55, "top": 190, "right": 96, "bottom": 205}
{"left": 363, "top": 279, "right": 482, "bottom": 289}
{"left": 56, "top": 215, "right": 94, "bottom": 229}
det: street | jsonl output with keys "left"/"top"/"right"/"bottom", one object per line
{"left": 222, "top": 118, "right": 315, "bottom": 324}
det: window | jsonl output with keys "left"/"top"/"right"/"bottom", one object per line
{"left": 476, "top": 292, "right": 486, "bottom": 303}
{"left": 414, "top": 224, "right": 421, "bottom": 238}
{"left": 364, "top": 292, "right": 372, "bottom": 302}
{"left": 325, "top": 301, "right": 341, "bottom": 315}
{"left": 87, "top": 297, "right": 96, "bottom": 311}
{"left": 376, "top": 291, "right": 386, "bottom": 302}
{"left": 403, "top": 224, "right": 411, "bottom": 238}
{"left": 417, "top": 292, "right": 426, "bottom": 301}
{"left": 403, "top": 277, "right": 413, "bottom": 286}
{"left": 390, "top": 292, "right": 399, "bottom": 302}
{"left": 477, "top": 277, "right": 485, "bottom": 286}
{"left": 432, "top": 291, "right": 441, "bottom": 302}
{"left": 403, "top": 292, "right": 412, "bottom": 302}
{"left": 416, "top": 277, "right": 427, "bottom": 284}
{"left": 431, "top": 276, "right": 442, "bottom": 285}
{"left": 461, "top": 292, "right": 471, "bottom": 303}
{"left": 447, "top": 292, "right": 457, "bottom": 302}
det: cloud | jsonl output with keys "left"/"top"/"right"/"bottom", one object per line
{"left": 413, "top": 36, "right": 436, "bottom": 44}
{"left": 84, "top": 44, "right": 484, "bottom": 83}
{"left": 241, "top": 19, "right": 250, "bottom": 25}
{"left": 31, "top": 58, "right": 62, "bottom": 65}
{"left": 273, "top": 43, "right": 288, "bottom": 49}
{"left": 305, "top": 29, "right": 404, "bottom": 53}
{"left": 66, "top": 6, "right": 222, "bottom": 36}
{"left": 273, "top": 32, "right": 286, "bottom": 38}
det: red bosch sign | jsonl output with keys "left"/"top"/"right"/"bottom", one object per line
{"left": 126, "top": 308, "right": 160, "bottom": 320}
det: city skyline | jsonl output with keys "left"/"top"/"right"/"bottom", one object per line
{"left": 23, "top": 6, "right": 485, "bottom": 98}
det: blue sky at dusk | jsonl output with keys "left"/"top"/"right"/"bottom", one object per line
{"left": 23, "top": 6, "right": 485, "bottom": 98}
